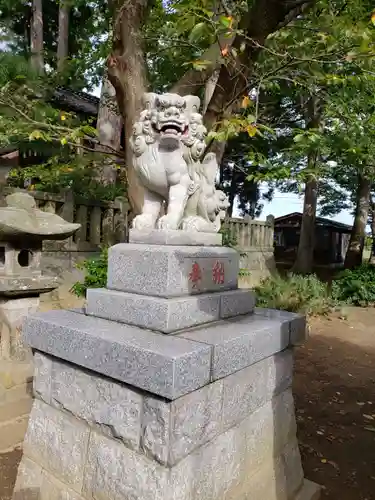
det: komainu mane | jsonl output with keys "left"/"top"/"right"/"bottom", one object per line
{"left": 130, "top": 92, "right": 229, "bottom": 233}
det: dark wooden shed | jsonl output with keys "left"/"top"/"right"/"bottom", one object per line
{"left": 274, "top": 212, "right": 352, "bottom": 266}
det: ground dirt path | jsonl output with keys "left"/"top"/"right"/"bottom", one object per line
{"left": 295, "top": 308, "right": 375, "bottom": 499}
{"left": 0, "top": 307, "right": 374, "bottom": 499}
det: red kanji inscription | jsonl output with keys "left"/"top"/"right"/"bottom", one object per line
{"left": 189, "top": 262, "right": 202, "bottom": 288}
{"left": 212, "top": 261, "right": 225, "bottom": 285}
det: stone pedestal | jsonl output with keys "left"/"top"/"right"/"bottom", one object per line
{"left": 0, "top": 191, "right": 80, "bottom": 452}
{"left": 0, "top": 286, "right": 58, "bottom": 453}
{"left": 13, "top": 235, "right": 320, "bottom": 500}
{"left": 0, "top": 250, "right": 58, "bottom": 452}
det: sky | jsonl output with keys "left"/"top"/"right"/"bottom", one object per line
{"left": 258, "top": 189, "right": 353, "bottom": 225}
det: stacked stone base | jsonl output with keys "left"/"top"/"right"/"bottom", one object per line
{"left": 12, "top": 237, "right": 320, "bottom": 500}
{"left": 14, "top": 350, "right": 319, "bottom": 500}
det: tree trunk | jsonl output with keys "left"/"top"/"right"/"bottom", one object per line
{"left": 292, "top": 96, "right": 320, "bottom": 274}
{"left": 107, "top": 0, "right": 151, "bottom": 215}
{"left": 344, "top": 173, "right": 371, "bottom": 269}
{"left": 203, "top": 0, "right": 313, "bottom": 131}
{"left": 57, "top": 0, "right": 70, "bottom": 73}
{"left": 292, "top": 175, "right": 318, "bottom": 274}
{"left": 203, "top": 69, "right": 220, "bottom": 115}
{"left": 203, "top": 67, "right": 227, "bottom": 166}
{"left": 369, "top": 197, "right": 375, "bottom": 264}
{"left": 95, "top": 72, "right": 123, "bottom": 185}
{"left": 30, "top": 0, "right": 44, "bottom": 74}
{"left": 172, "top": 0, "right": 314, "bottom": 98}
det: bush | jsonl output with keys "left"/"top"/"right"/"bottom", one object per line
{"left": 332, "top": 264, "right": 375, "bottom": 306}
{"left": 219, "top": 226, "right": 237, "bottom": 248}
{"left": 8, "top": 154, "right": 124, "bottom": 201}
{"left": 255, "top": 273, "right": 334, "bottom": 315}
{"left": 71, "top": 247, "right": 108, "bottom": 298}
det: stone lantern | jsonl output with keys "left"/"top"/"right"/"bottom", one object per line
{"left": 0, "top": 192, "right": 80, "bottom": 451}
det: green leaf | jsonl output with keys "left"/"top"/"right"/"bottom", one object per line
{"left": 189, "top": 22, "right": 208, "bottom": 43}
{"left": 29, "top": 130, "right": 43, "bottom": 141}
{"left": 191, "top": 59, "right": 212, "bottom": 71}
{"left": 294, "top": 134, "right": 305, "bottom": 143}
{"left": 219, "top": 16, "right": 233, "bottom": 28}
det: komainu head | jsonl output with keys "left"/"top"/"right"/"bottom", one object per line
{"left": 131, "top": 92, "right": 206, "bottom": 154}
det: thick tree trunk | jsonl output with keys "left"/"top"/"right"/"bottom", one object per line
{"left": 203, "top": 69, "right": 227, "bottom": 166}
{"left": 57, "top": 0, "right": 70, "bottom": 73}
{"left": 292, "top": 96, "right": 320, "bottom": 274}
{"left": 107, "top": 0, "right": 151, "bottom": 215}
{"left": 172, "top": 0, "right": 314, "bottom": 99}
{"left": 203, "top": 0, "right": 314, "bottom": 131}
{"left": 30, "top": 0, "right": 44, "bottom": 74}
{"left": 203, "top": 69, "right": 220, "bottom": 115}
{"left": 369, "top": 197, "right": 375, "bottom": 264}
{"left": 95, "top": 72, "right": 123, "bottom": 185}
{"left": 344, "top": 173, "right": 371, "bottom": 269}
{"left": 200, "top": 0, "right": 314, "bottom": 171}
{"left": 368, "top": 195, "right": 375, "bottom": 264}
{"left": 292, "top": 175, "right": 318, "bottom": 274}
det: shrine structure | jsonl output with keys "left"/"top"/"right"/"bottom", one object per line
{"left": 12, "top": 94, "right": 320, "bottom": 500}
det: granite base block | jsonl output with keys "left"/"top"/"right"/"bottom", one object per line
{"left": 86, "top": 287, "right": 256, "bottom": 333}
{"left": 219, "top": 288, "right": 256, "bottom": 319}
{"left": 221, "top": 350, "right": 293, "bottom": 429}
{"left": 86, "top": 288, "right": 221, "bottom": 333}
{"left": 179, "top": 313, "right": 290, "bottom": 380}
{"left": 33, "top": 352, "right": 143, "bottom": 451}
{"left": 13, "top": 458, "right": 320, "bottom": 500}
{"left": 141, "top": 384, "right": 296, "bottom": 467}
{"left": 13, "top": 456, "right": 86, "bottom": 500}
{"left": 129, "top": 229, "right": 223, "bottom": 247}
{"left": 23, "top": 310, "right": 212, "bottom": 399}
{"left": 23, "top": 399, "right": 90, "bottom": 492}
{"left": 255, "top": 307, "right": 308, "bottom": 346}
{"left": 32, "top": 351, "right": 293, "bottom": 468}
{"left": 107, "top": 243, "right": 239, "bottom": 297}
{"left": 15, "top": 389, "right": 310, "bottom": 500}
{"left": 14, "top": 340, "right": 317, "bottom": 500}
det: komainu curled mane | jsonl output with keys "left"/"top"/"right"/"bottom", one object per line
{"left": 130, "top": 92, "right": 229, "bottom": 233}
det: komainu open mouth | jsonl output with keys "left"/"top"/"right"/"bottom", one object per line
{"left": 161, "top": 123, "right": 181, "bottom": 135}
{"left": 155, "top": 121, "right": 189, "bottom": 137}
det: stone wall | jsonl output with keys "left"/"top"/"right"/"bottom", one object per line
{"left": 238, "top": 247, "right": 276, "bottom": 288}
{"left": 0, "top": 361, "right": 33, "bottom": 452}
{"left": 40, "top": 251, "right": 95, "bottom": 299}
{"left": 0, "top": 297, "right": 39, "bottom": 453}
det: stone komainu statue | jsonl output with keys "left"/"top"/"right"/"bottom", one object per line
{"left": 130, "top": 93, "right": 229, "bottom": 233}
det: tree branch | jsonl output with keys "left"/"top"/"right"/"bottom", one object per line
{"left": 203, "top": 0, "right": 318, "bottom": 132}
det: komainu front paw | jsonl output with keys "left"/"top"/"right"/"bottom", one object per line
{"left": 157, "top": 214, "right": 179, "bottom": 230}
{"left": 132, "top": 213, "right": 157, "bottom": 230}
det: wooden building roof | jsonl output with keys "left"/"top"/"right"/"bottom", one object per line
{"left": 275, "top": 212, "right": 352, "bottom": 233}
